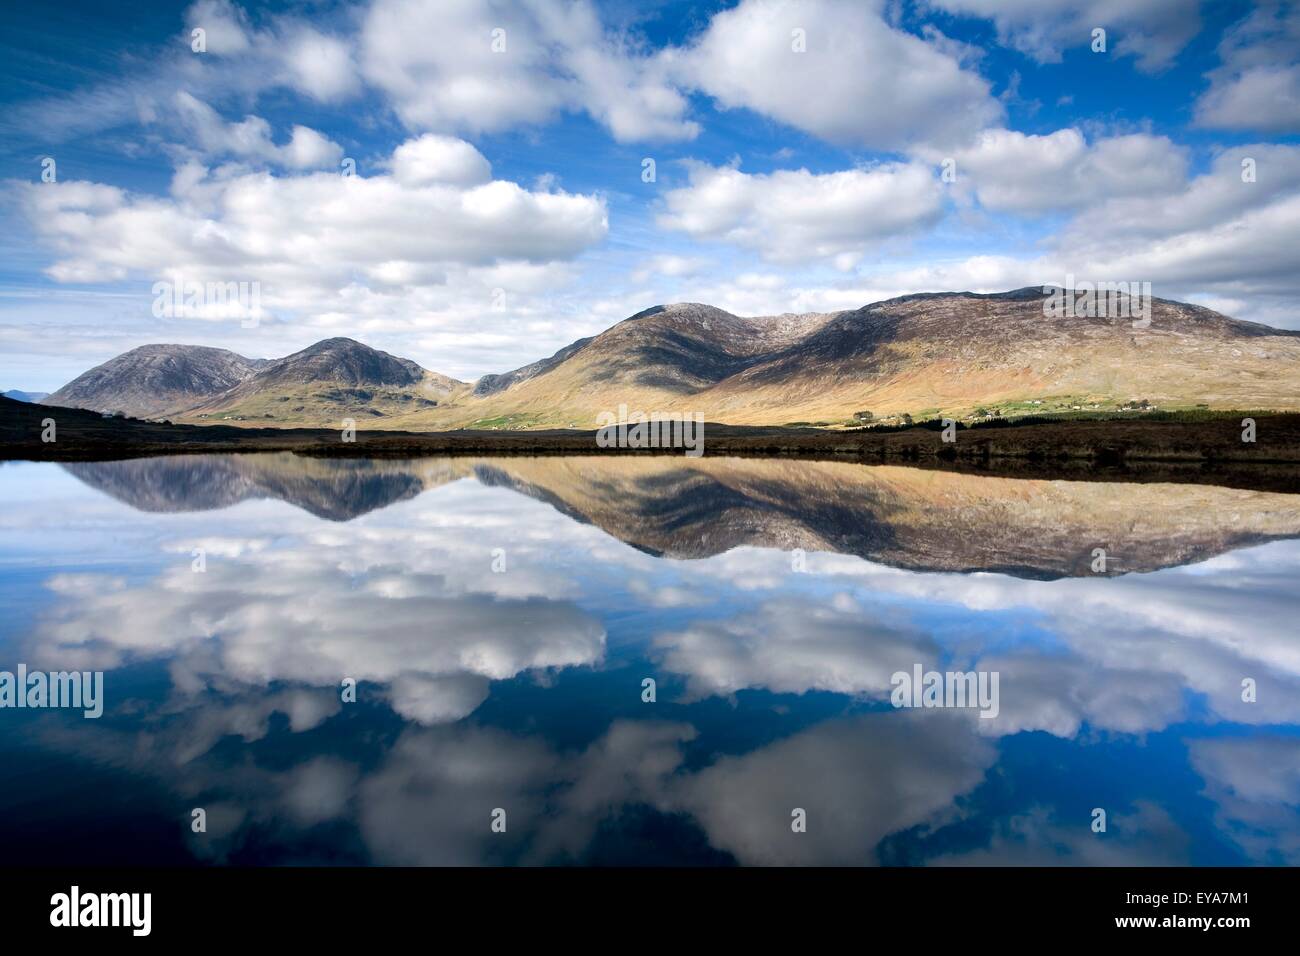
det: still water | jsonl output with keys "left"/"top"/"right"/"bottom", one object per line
{"left": 1, "top": 454, "right": 1298, "bottom": 865}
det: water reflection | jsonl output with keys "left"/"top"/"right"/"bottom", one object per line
{"left": 1, "top": 454, "right": 1297, "bottom": 866}
{"left": 64, "top": 453, "right": 1300, "bottom": 576}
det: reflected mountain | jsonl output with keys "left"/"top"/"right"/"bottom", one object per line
{"left": 63, "top": 455, "right": 460, "bottom": 521}
{"left": 63, "top": 453, "right": 1300, "bottom": 577}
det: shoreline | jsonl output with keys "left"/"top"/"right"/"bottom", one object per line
{"left": 5, "top": 398, "right": 1300, "bottom": 494}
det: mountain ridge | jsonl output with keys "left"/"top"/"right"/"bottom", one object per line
{"left": 40, "top": 289, "right": 1300, "bottom": 428}
{"left": 43, "top": 344, "right": 266, "bottom": 419}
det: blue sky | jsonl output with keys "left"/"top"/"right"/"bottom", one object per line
{"left": 1, "top": 0, "right": 1297, "bottom": 390}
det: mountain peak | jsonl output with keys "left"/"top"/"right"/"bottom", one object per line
{"left": 43, "top": 343, "right": 262, "bottom": 418}
{"left": 259, "top": 338, "right": 427, "bottom": 387}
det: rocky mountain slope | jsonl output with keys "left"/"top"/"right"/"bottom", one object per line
{"left": 182, "top": 337, "right": 462, "bottom": 424}
{"left": 371, "top": 289, "right": 1300, "bottom": 429}
{"left": 42, "top": 289, "right": 1300, "bottom": 428}
{"left": 43, "top": 345, "right": 264, "bottom": 419}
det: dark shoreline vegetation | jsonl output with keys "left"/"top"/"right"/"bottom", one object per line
{"left": 4, "top": 396, "right": 1300, "bottom": 494}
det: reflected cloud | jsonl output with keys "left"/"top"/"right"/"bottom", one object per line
{"left": 4, "top": 454, "right": 1298, "bottom": 866}
{"left": 664, "top": 711, "right": 996, "bottom": 866}
{"left": 1189, "top": 736, "right": 1300, "bottom": 865}
{"left": 932, "top": 803, "right": 1191, "bottom": 866}
{"left": 25, "top": 510, "right": 607, "bottom": 727}
{"left": 653, "top": 596, "right": 938, "bottom": 701}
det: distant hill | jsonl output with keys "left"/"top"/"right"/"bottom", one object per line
{"left": 182, "top": 337, "right": 462, "bottom": 423}
{"left": 41, "top": 289, "right": 1300, "bottom": 428}
{"left": 2, "top": 389, "right": 49, "bottom": 403}
{"left": 42, "top": 344, "right": 264, "bottom": 419}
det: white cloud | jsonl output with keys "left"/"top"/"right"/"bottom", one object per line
{"left": 929, "top": 0, "right": 1202, "bottom": 72}
{"left": 933, "top": 128, "right": 1188, "bottom": 214}
{"left": 283, "top": 125, "right": 346, "bottom": 169}
{"left": 1051, "top": 144, "right": 1300, "bottom": 294}
{"left": 389, "top": 133, "right": 493, "bottom": 186}
{"left": 657, "top": 161, "right": 944, "bottom": 264}
{"left": 359, "top": 0, "right": 697, "bottom": 142}
{"left": 669, "top": 0, "right": 1002, "bottom": 149}
{"left": 14, "top": 135, "right": 608, "bottom": 322}
{"left": 359, "top": 0, "right": 566, "bottom": 134}
{"left": 283, "top": 27, "right": 360, "bottom": 102}
{"left": 174, "top": 91, "right": 344, "bottom": 168}
{"left": 1194, "top": 4, "right": 1300, "bottom": 133}
{"left": 185, "top": 0, "right": 253, "bottom": 55}
{"left": 713, "top": 143, "right": 1300, "bottom": 325}
{"left": 630, "top": 254, "right": 710, "bottom": 283}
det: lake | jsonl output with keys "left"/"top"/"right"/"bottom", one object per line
{"left": 1, "top": 453, "right": 1297, "bottom": 865}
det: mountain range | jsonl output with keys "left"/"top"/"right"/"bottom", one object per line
{"left": 2, "top": 389, "right": 49, "bottom": 403}
{"left": 39, "top": 288, "right": 1300, "bottom": 429}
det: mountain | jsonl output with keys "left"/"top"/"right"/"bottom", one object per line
{"left": 2, "top": 389, "right": 48, "bottom": 403}
{"left": 417, "top": 289, "right": 1300, "bottom": 429}
{"left": 45, "top": 289, "right": 1300, "bottom": 428}
{"left": 43, "top": 344, "right": 264, "bottom": 419}
{"left": 433, "top": 302, "right": 839, "bottom": 429}
{"left": 183, "top": 337, "right": 462, "bottom": 424}
{"left": 680, "top": 288, "right": 1300, "bottom": 425}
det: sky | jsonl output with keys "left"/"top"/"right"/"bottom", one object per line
{"left": 1, "top": 0, "right": 1297, "bottom": 390}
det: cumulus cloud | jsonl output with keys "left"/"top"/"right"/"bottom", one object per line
{"left": 668, "top": 0, "right": 1002, "bottom": 149}
{"left": 13, "top": 135, "right": 608, "bottom": 323}
{"left": 929, "top": 0, "right": 1202, "bottom": 72}
{"left": 282, "top": 27, "right": 360, "bottom": 102}
{"left": 359, "top": 0, "right": 697, "bottom": 141}
{"left": 932, "top": 128, "right": 1188, "bottom": 214}
{"left": 389, "top": 133, "right": 493, "bottom": 186}
{"left": 742, "top": 144, "right": 1300, "bottom": 325}
{"left": 174, "top": 91, "right": 344, "bottom": 168}
{"left": 1194, "top": 3, "right": 1300, "bottom": 133}
{"left": 658, "top": 161, "right": 944, "bottom": 265}
{"left": 1050, "top": 144, "right": 1300, "bottom": 296}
